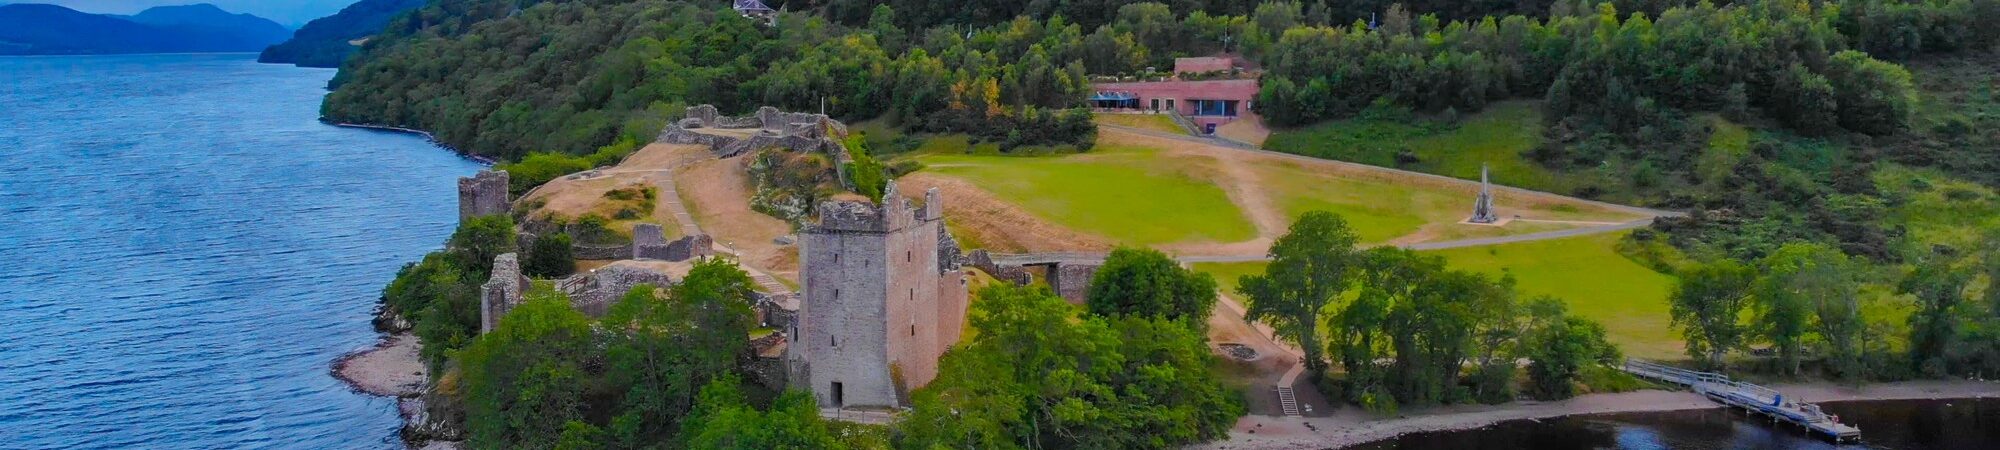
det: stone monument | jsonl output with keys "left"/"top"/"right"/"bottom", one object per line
{"left": 1468, "top": 164, "right": 1499, "bottom": 224}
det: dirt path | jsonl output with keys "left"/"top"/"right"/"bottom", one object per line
{"left": 674, "top": 154, "right": 798, "bottom": 282}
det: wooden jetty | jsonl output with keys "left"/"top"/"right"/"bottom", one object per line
{"left": 1622, "top": 359, "right": 1862, "bottom": 442}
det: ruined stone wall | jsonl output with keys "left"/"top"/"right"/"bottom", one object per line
{"left": 458, "top": 170, "right": 510, "bottom": 221}
{"left": 1047, "top": 263, "right": 1101, "bottom": 304}
{"left": 571, "top": 243, "right": 631, "bottom": 260}
{"left": 631, "top": 223, "right": 667, "bottom": 260}
{"left": 558, "top": 265, "right": 674, "bottom": 317}
{"left": 479, "top": 253, "right": 529, "bottom": 333}
{"left": 756, "top": 293, "right": 797, "bottom": 330}
{"left": 660, "top": 234, "right": 713, "bottom": 261}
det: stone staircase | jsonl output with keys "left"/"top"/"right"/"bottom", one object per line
{"left": 1276, "top": 386, "right": 1301, "bottom": 416}
{"left": 653, "top": 171, "right": 703, "bottom": 238}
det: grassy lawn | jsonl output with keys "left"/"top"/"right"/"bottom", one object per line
{"left": 1263, "top": 101, "right": 1567, "bottom": 192}
{"left": 1428, "top": 232, "right": 1680, "bottom": 359}
{"left": 1193, "top": 231, "right": 1682, "bottom": 359}
{"left": 1245, "top": 157, "right": 1632, "bottom": 244}
{"left": 1095, "top": 113, "right": 1188, "bottom": 134}
{"left": 912, "top": 145, "right": 1258, "bottom": 247}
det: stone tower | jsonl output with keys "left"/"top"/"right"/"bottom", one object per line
{"left": 458, "top": 169, "right": 510, "bottom": 220}
{"left": 793, "top": 182, "right": 968, "bottom": 409}
{"left": 1469, "top": 164, "right": 1498, "bottom": 224}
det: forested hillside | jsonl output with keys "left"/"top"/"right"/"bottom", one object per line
{"left": 258, "top": 0, "right": 425, "bottom": 68}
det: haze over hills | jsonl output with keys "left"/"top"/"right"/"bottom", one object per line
{"left": 258, "top": 0, "right": 424, "bottom": 68}
{"left": 17, "top": 0, "right": 352, "bottom": 27}
{"left": 0, "top": 3, "right": 289, "bottom": 55}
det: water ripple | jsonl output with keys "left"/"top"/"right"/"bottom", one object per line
{"left": 0, "top": 54, "right": 480, "bottom": 449}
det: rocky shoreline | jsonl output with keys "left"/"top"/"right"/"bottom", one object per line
{"left": 1195, "top": 380, "right": 2000, "bottom": 450}
{"left": 333, "top": 307, "right": 464, "bottom": 449}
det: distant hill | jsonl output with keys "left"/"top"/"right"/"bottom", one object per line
{"left": 0, "top": 3, "right": 288, "bottom": 55}
{"left": 258, "top": 0, "right": 424, "bottom": 68}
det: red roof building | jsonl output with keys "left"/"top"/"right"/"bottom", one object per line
{"left": 1089, "top": 55, "right": 1260, "bottom": 135}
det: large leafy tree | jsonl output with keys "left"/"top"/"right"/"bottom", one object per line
{"left": 449, "top": 214, "right": 518, "bottom": 279}
{"left": 598, "top": 259, "right": 757, "bottom": 447}
{"left": 459, "top": 284, "right": 597, "bottom": 449}
{"left": 1085, "top": 246, "right": 1219, "bottom": 326}
{"left": 1750, "top": 245, "right": 1824, "bottom": 377}
{"left": 1903, "top": 248, "right": 1973, "bottom": 376}
{"left": 681, "top": 377, "right": 845, "bottom": 450}
{"left": 896, "top": 284, "right": 1240, "bottom": 449}
{"left": 1669, "top": 260, "right": 1756, "bottom": 370}
{"left": 1756, "top": 242, "right": 1864, "bottom": 378}
{"left": 1240, "top": 211, "right": 1361, "bottom": 377}
{"left": 1520, "top": 297, "right": 1619, "bottom": 400}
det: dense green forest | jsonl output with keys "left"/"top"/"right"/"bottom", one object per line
{"left": 259, "top": 0, "right": 425, "bottom": 67}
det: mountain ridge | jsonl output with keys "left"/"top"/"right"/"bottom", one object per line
{"left": 0, "top": 3, "right": 289, "bottom": 55}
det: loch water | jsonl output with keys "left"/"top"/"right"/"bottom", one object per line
{"left": 0, "top": 54, "right": 480, "bottom": 449}
{"left": 1352, "top": 397, "right": 2000, "bottom": 450}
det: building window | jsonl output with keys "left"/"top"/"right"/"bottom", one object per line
{"left": 910, "top": 288, "right": 915, "bottom": 303}
{"left": 907, "top": 251, "right": 912, "bottom": 262}
{"left": 830, "top": 335, "right": 837, "bottom": 347}
{"left": 910, "top": 324, "right": 916, "bottom": 336}
{"left": 833, "top": 289, "right": 839, "bottom": 299}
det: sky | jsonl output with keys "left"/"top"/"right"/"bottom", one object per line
{"left": 12, "top": 0, "right": 359, "bottom": 27}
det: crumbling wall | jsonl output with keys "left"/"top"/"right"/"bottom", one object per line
{"left": 571, "top": 243, "right": 631, "bottom": 260}
{"left": 558, "top": 265, "right": 674, "bottom": 316}
{"left": 631, "top": 223, "right": 668, "bottom": 260}
{"left": 661, "top": 234, "right": 713, "bottom": 261}
{"left": 1047, "top": 263, "right": 1100, "bottom": 304}
{"left": 479, "top": 253, "right": 529, "bottom": 333}
{"left": 457, "top": 170, "right": 510, "bottom": 220}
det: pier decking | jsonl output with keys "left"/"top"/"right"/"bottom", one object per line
{"left": 1622, "top": 359, "right": 1862, "bottom": 442}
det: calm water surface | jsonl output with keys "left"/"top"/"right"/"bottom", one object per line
{"left": 1354, "top": 397, "right": 2000, "bottom": 450}
{"left": 0, "top": 54, "right": 480, "bottom": 449}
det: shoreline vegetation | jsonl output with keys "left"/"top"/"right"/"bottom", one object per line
{"left": 1194, "top": 380, "right": 2000, "bottom": 450}
{"left": 329, "top": 122, "right": 496, "bottom": 165}
{"left": 328, "top": 340, "right": 1998, "bottom": 450}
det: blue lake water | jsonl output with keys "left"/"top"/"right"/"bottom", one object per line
{"left": 0, "top": 54, "right": 480, "bottom": 449}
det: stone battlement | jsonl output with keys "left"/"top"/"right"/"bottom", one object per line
{"left": 807, "top": 182, "right": 945, "bottom": 234}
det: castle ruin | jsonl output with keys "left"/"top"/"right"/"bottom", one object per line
{"left": 790, "top": 182, "right": 968, "bottom": 409}
{"left": 458, "top": 170, "right": 510, "bottom": 220}
{"left": 479, "top": 253, "right": 530, "bottom": 333}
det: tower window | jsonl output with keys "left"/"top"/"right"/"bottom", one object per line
{"left": 907, "top": 251, "right": 912, "bottom": 262}
{"left": 830, "top": 335, "right": 837, "bottom": 347}
{"left": 910, "top": 324, "right": 916, "bottom": 336}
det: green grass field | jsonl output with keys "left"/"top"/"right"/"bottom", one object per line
{"left": 1193, "top": 231, "right": 1682, "bottom": 359}
{"left": 1263, "top": 101, "right": 1567, "bottom": 193}
{"left": 1095, "top": 113, "right": 1189, "bottom": 134}
{"left": 913, "top": 145, "right": 1259, "bottom": 246}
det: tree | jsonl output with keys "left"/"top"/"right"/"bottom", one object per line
{"left": 895, "top": 284, "right": 1240, "bottom": 449}
{"left": 1757, "top": 242, "right": 1864, "bottom": 379}
{"left": 449, "top": 214, "right": 518, "bottom": 279}
{"left": 459, "top": 284, "right": 595, "bottom": 449}
{"left": 1904, "top": 248, "right": 1972, "bottom": 376}
{"left": 1669, "top": 260, "right": 1756, "bottom": 370}
{"left": 1085, "top": 246, "right": 1219, "bottom": 326}
{"left": 1239, "top": 211, "right": 1361, "bottom": 378}
{"left": 599, "top": 259, "right": 757, "bottom": 446}
{"left": 1522, "top": 297, "right": 1618, "bottom": 400}
{"left": 1750, "top": 244, "right": 1828, "bottom": 376}
{"left": 683, "top": 378, "right": 845, "bottom": 450}
{"left": 522, "top": 232, "right": 576, "bottom": 278}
